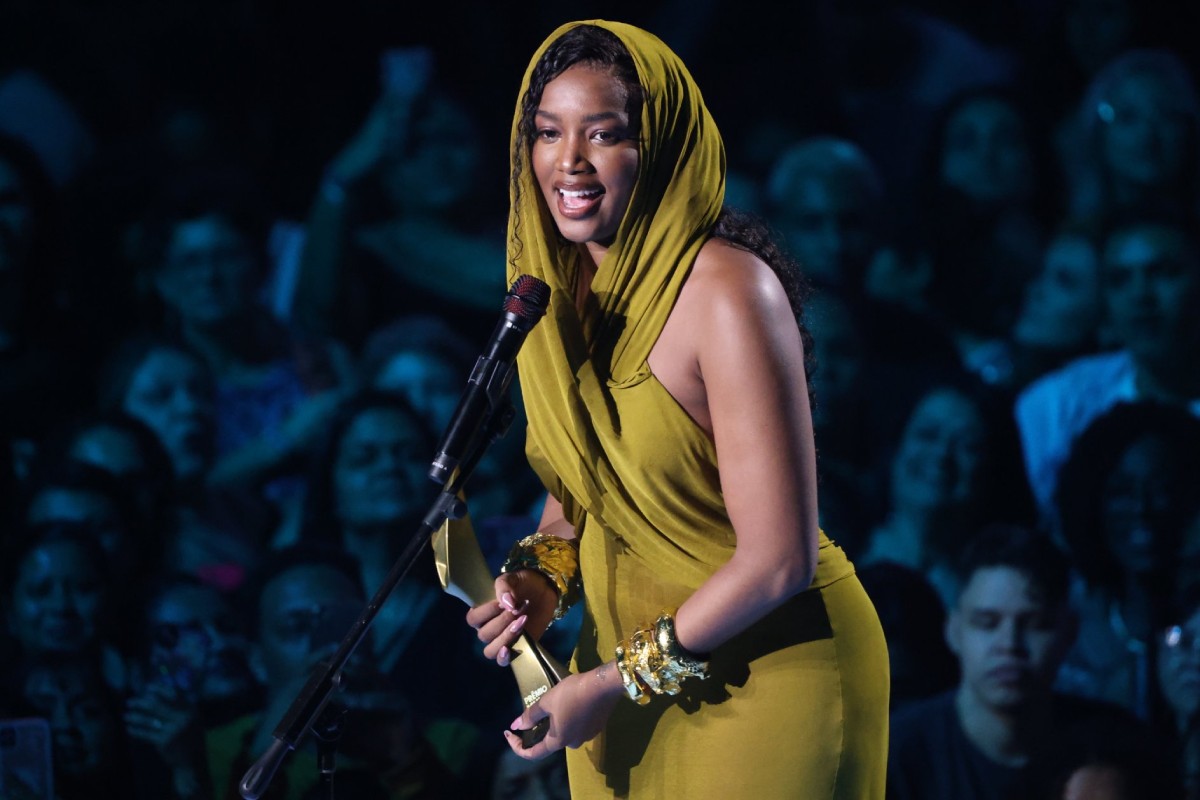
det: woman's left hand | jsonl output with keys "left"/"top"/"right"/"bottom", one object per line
{"left": 503, "top": 662, "right": 625, "bottom": 760}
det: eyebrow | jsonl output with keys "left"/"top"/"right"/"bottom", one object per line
{"left": 535, "top": 109, "right": 625, "bottom": 124}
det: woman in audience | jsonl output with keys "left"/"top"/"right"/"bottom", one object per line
{"left": 97, "top": 335, "right": 271, "bottom": 587}
{"left": 1063, "top": 48, "right": 1200, "bottom": 221}
{"left": 297, "top": 389, "right": 512, "bottom": 735}
{"left": 859, "top": 380, "right": 1033, "bottom": 606}
{"left": 4, "top": 523, "right": 127, "bottom": 691}
{"left": 1055, "top": 401, "right": 1200, "bottom": 720}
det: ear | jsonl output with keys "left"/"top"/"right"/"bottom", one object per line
{"left": 945, "top": 609, "right": 962, "bottom": 657}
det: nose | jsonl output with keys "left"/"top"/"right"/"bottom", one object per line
{"left": 999, "top": 619, "right": 1030, "bottom": 654}
{"left": 43, "top": 581, "right": 75, "bottom": 613}
{"left": 557, "top": 133, "right": 591, "bottom": 174}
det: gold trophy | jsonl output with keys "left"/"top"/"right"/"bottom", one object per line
{"left": 433, "top": 513, "right": 567, "bottom": 745}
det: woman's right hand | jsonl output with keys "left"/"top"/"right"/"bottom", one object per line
{"left": 466, "top": 569, "right": 559, "bottom": 667}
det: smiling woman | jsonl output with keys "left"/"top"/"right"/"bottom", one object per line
{"left": 464, "top": 20, "right": 889, "bottom": 799}
{"left": 531, "top": 64, "right": 640, "bottom": 255}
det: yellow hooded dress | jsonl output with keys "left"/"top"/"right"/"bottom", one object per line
{"left": 507, "top": 20, "right": 889, "bottom": 798}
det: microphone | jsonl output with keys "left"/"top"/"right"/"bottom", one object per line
{"left": 429, "top": 275, "right": 550, "bottom": 485}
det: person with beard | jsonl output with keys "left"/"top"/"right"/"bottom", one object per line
{"left": 887, "top": 524, "right": 1155, "bottom": 799}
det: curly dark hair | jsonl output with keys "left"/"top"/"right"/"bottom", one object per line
{"left": 1055, "top": 401, "right": 1200, "bottom": 593}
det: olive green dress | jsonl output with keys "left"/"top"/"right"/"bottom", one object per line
{"left": 508, "top": 20, "right": 889, "bottom": 798}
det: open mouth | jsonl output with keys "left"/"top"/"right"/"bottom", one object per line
{"left": 556, "top": 186, "right": 604, "bottom": 218}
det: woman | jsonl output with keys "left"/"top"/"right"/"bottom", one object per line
{"left": 97, "top": 335, "right": 272, "bottom": 587}
{"left": 858, "top": 382, "right": 1032, "bottom": 607}
{"left": 466, "top": 21, "right": 888, "bottom": 797}
{"left": 1054, "top": 401, "right": 1200, "bottom": 721}
{"left": 1062, "top": 48, "right": 1200, "bottom": 221}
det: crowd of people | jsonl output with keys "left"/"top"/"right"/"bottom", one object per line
{"left": 2, "top": 1, "right": 1200, "bottom": 798}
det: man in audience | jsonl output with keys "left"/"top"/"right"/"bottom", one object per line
{"left": 888, "top": 524, "right": 1166, "bottom": 798}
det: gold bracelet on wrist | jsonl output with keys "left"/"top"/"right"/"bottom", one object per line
{"left": 500, "top": 532, "right": 582, "bottom": 621}
{"left": 613, "top": 608, "right": 710, "bottom": 705}
{"left": 615, "top": 640, "right": 651, "bottom": 705}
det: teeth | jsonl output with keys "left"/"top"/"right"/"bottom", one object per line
{"left": 560, "top": 187, "right": 602, "bottom": 211}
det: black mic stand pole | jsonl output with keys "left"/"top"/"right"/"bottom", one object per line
{"left": 238, "top": 410, "right": 503, "bottom": 800}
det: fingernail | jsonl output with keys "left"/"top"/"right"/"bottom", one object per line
{"left": 509, "top": 614, "right": 527, "bottom": 634}
{"left": 510, "top": 715, "right": 524, "bottom": 730}
{"left": 498, "top": 646, "right": 510, "bottom": 666}
{"left": 501, "top": 592, "right": 517, "bottom": 612}
{"left": 503, "top": 730, "right": 515, "bottom": 740}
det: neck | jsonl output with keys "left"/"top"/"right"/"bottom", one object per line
{"left": 955, "top": 687, "right": 1047, "bottom": 767}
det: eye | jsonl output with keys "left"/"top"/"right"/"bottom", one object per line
{"left": 535, "top": 128, "right": 560, "bottom": 142}
{"left": 592, "top": 128, "right": 636, "bottom": 145}
{"left": 968, "top": 612, "right": 1000, "bottom": 630}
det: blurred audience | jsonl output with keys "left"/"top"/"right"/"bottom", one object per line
{"left": 764, "top": 136, "right": 885, "bottom": 294}
{"left": 203, "top": 543, "right": 451, "bottom": 799}
{"left": 3, "top": 522, "right": 129, "bottom": 698}
{"left": 134, "top": 170, "right": 352, "bottom": 533}
{"left": 913, "top": 86, "right": 1057, "bottom": 386}
{"left": 292, "top": 50, "right": 505, "bottom": 351}
{"left": 1016, "top": 207, "right": 1200, "bottom": 518}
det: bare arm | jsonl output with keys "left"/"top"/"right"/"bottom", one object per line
{"left": 657, "top": 241, "right": 819, "bottom": 655}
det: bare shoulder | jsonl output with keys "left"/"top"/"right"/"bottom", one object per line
{"left": 681, "top": 237, "right": 796, "bottom": 328}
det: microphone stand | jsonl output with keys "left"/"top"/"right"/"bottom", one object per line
{"left": 239, "top": 402, "right": 507, "bottom": 799}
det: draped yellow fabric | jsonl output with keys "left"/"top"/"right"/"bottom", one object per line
{"left": 504, "top": 21, "right": 889, "bottom": 798}
{"left": 507, "top": 20, "right": 726, "bottom": 584}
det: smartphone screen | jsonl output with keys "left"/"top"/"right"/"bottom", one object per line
{"left": 0, "top": 718, "right": 54, "bottom": 800}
